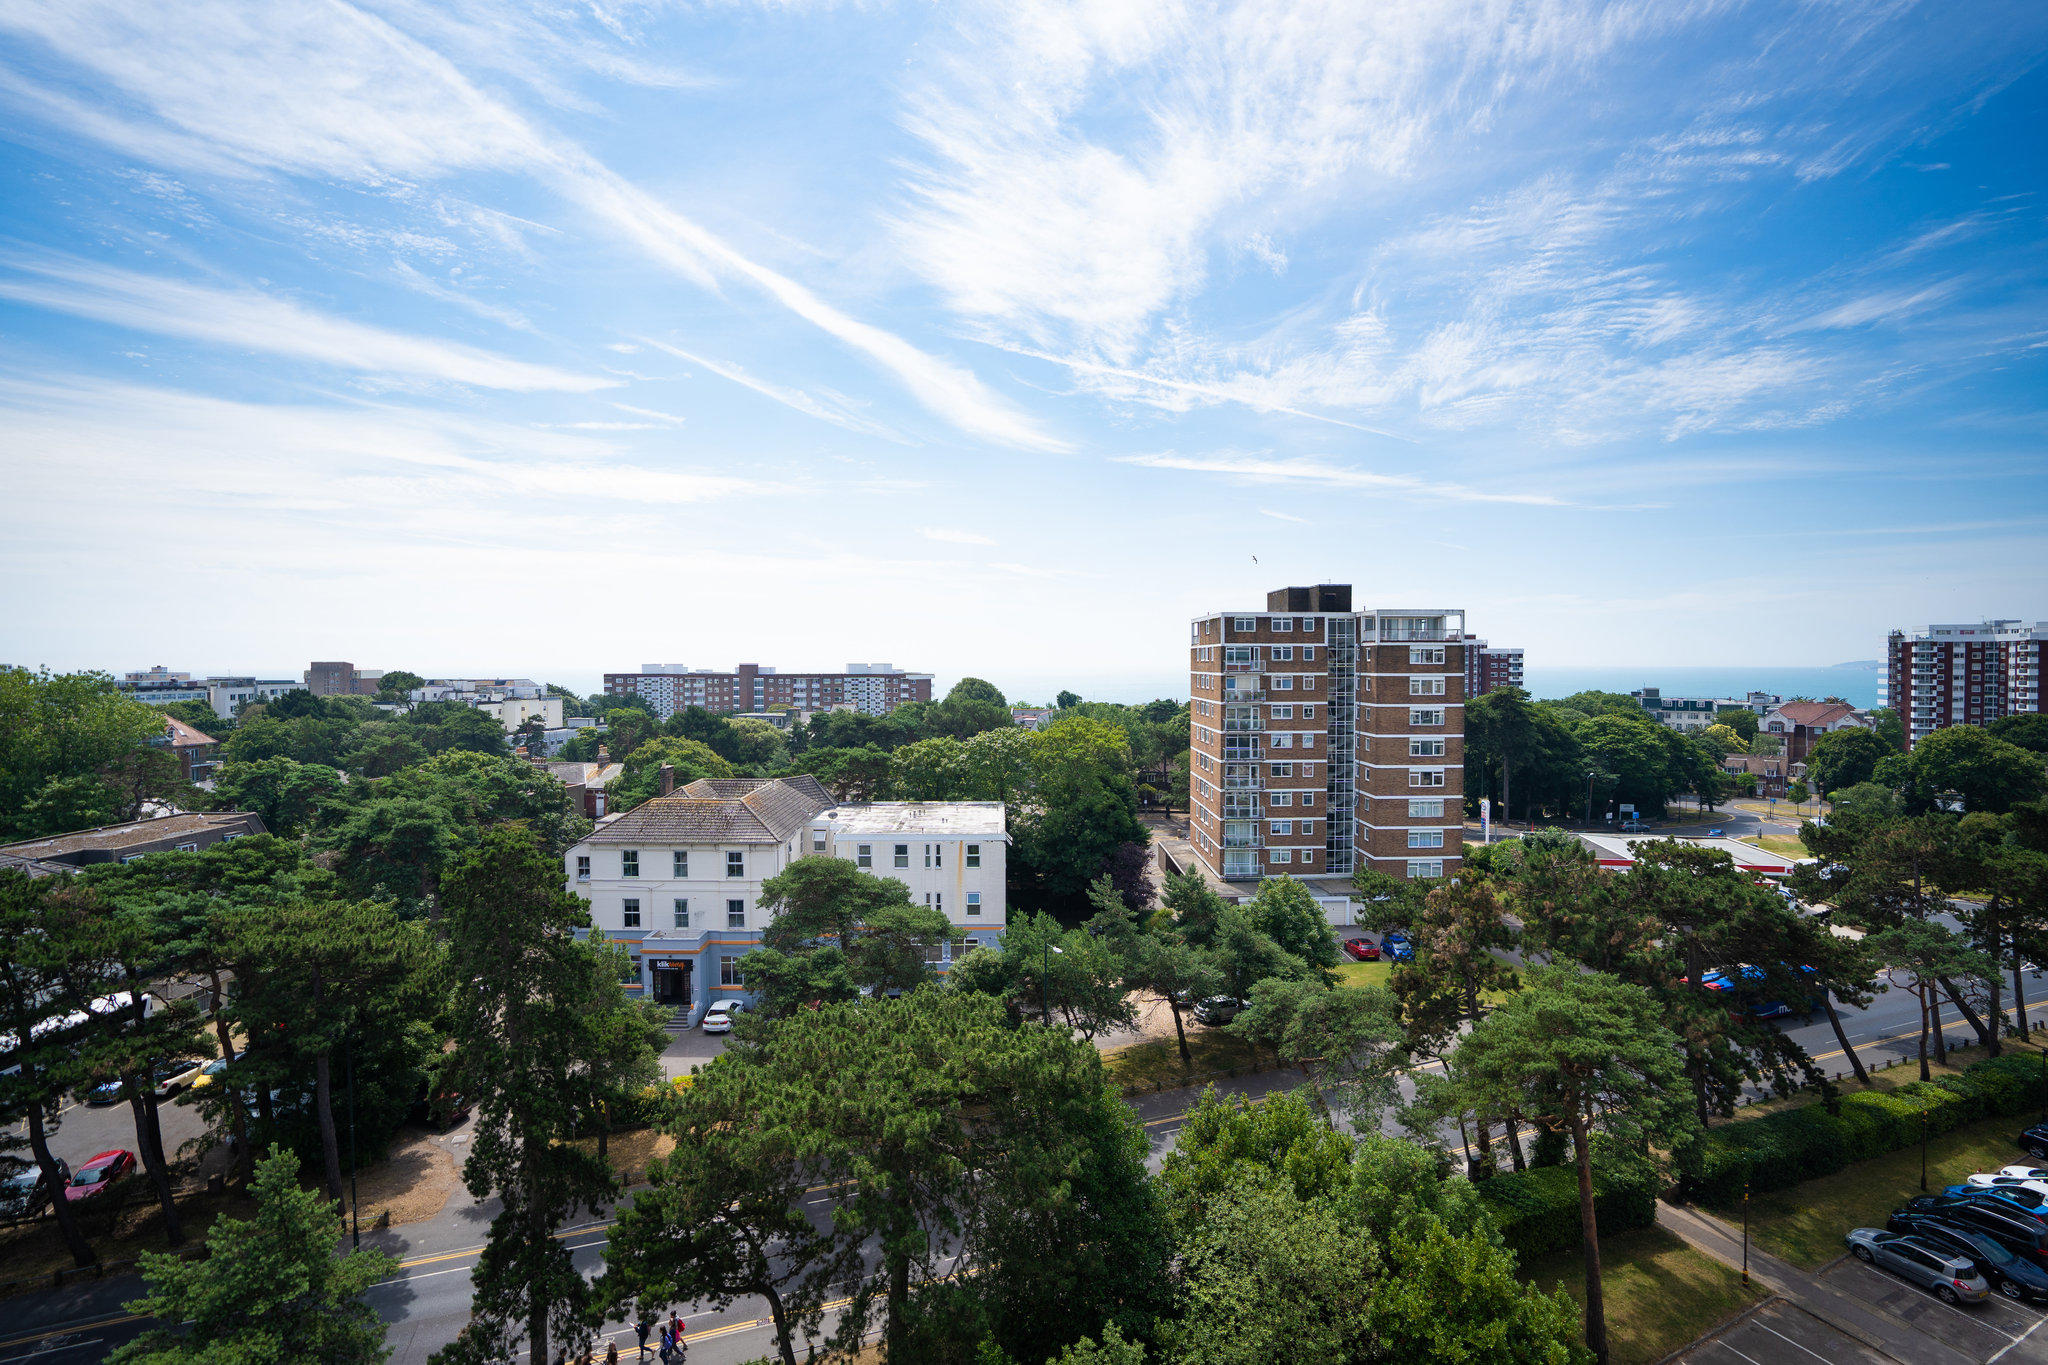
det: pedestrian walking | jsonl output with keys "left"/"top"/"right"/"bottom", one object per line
{"left": 606, "top": 1343, "right": 619, "bottom": 1365}
{"left": 635, "top": 1313, "right": 653, "bottom": 1362}
{"left": 670, "top": 1314, "right": 687, "bottom": 1362}
{"left": 657, "top": 1322, "right": 675, "bottom": 1365}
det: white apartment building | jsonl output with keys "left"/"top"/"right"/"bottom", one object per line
{"left": 563, "top": 776, "right": 1007, "bottom": 1021}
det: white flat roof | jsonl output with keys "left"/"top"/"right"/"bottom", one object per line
{"left": 821, "top": 802, "right": 1008, "bottom": 838}
{"left": 1578, "top": 833, "right": 1801, "bottom": 874}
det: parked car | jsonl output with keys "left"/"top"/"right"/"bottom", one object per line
{"left": 0, "top": 1159, "right": 67, "bottom": 1220}
{"left": 1904, "top": 1222, "right": 2048, "bottom": 1302}
{"left": 1944, "top": 1183, "right": 2048, "bottom": 1217}
{"left": 1381, "top": 931, "right": 1414, "bottom": 962}
{"left": 1891, "top": 1197, "right": 2048, "bottom": 1271}
{"left": 1193, "top": 996, "right": 1243, "bottom": 1026}
{"left": 153, "top": 1058, "right": 208, "bottom": 1098}
{"left": 2017, "top": 1123, "right": 2048, "bottom": 1161}
{"left": 65, "top": 1150, "right": 136, "bottom": 1203}
{"left": 1966, "top": 1173, "right": 2048, "bottom": 1201}
{"left": 1845, "top": 1228, "right": 1989, "bottom": 1304}
{"left": 84, "top": 1077, "right": 126, "bottom": 1106}
{"left": 1342, "top": 938, "right": 1379, "bottom": 961}
{"left": 186, "top": 1058, "right": 230, "bottom": 1092}
{"left": 701, "top": 1005, "right": 735, "bottom": 1034}
{"left": 1998, "top": 1166, "right": 2048, "bottom": 1182}
{"left": 1621, "top": 819, "right": 1649, "bottom": 833}
{"left": 408, "top": 1085, "right": 473, "bottom": 1131}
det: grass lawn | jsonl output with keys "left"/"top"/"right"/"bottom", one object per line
{"left": 1332, "top": 959, "right": 1393, "bottom": 991}
{"left": 1742, "top": 833, "right": 1810, "bottom": 858}
{"left": 1099, "top": 1025, "right": 1269, "bottom": 1093}
{"left": 1714, "top": 1104, "right": 2042, "bottom": 1270}
{"left": 1520, "top": 1224, "right": 1765, "bottom": 1365}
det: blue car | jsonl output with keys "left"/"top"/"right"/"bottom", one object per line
{"left": 1946, "top": 1184, "right": 2048, "bottom": 1217}
{"left": 1700, "top": 963, "right": 1819, "bottom": 1019}
{"left": 1381, "top": 931, "right": 1414, "bottom": 962}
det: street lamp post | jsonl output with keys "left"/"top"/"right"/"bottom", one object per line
{"left": 1920, "top": 1110, "right": 1929, "bottom": 1193}
{"left": 1585, "top": 771, "right": 1596, "bottom": 825}
{"left": 1040, "top": 943, "right": 1063, "bottom": 1026}
{"left": 1741, "top": 1173, "right": 1751, "bottom": 1287}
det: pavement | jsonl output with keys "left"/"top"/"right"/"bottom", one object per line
{"left": 1663, "top": 1201, "right": 2048, "bottom": 1365}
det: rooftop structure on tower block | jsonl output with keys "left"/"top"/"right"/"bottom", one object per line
{"left": 1884, "top": 620, "right": 2048, "bottom": 749}
{"left": 603, "top": 662, "right": 932, "bottom": 719}
{"left": 1189, "top": 584, "right": 1465, "bottom": 884}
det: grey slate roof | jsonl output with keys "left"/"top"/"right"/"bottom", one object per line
{"left": 588, "top": 776, "right": 835, "bottom": 845}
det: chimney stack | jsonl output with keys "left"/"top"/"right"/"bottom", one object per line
{"left": 659, "top": 763, "right": 675, "bottom": 797}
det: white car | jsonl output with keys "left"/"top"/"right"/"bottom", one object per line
{"left": 1998, "top": 1166, "right": 2048, "bottom": 1182}
{"left": 700, "top": 999, "right": 745, "bottom": 1035}
{"left": 1966, "top": 1173, "right": 2048, "bottom": 1201}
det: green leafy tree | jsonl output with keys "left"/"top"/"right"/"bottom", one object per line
{"left": 1127, "top": 933, "right": 1224, "bottom": 1066}
{"left": 1787, "top": 778, "right": 1810, "bottom": 805}
{"left": 1807, "top": 727, "right": 1895, "bottom": 797}
{"left": 1233, "top": 976, "right": 1403, "bottom": 1121}
{"left": 434, "top": 828, "right": 632, "bottom": 1365}
{"left": 1011, "top": 717, "right": 1148, "bottom": 914}
{"left": 1990, "top": 714, "right": 2048, "bottom": 756}
{"left": 892, "top": 735, "right": 973, "bottom": 800}
{"left": 790, "top": 743, "right": 895, "bottom": 801}
{"left": 109, "top": 1146, "right": 395, "bottom": 1365}
{"left": 1698, "top": 723, "right": 1748, "bottom": 755}
{"left": 1056, "top": 689, "right": 1082, "bottom": 710}
{"left": 1869, "top": 706, "right": 1907, "bottom": 752}
{"left": 0, "top": 668, "right": 188, "bottom": 838}
{"left": 1910, "top": 725, "right": 2047, "bottom": 813}
{"left": 1245, "top": 876, "right": 1340, "bottom": 970}
{"left": 946, "top": 677, "right": 1008, "bottom": 708}
{"left": 1454, "top": 969, "right": 1701, "bottom": 1365}
{"left": 212, "top": 757, "right": 346, "bottom": 836}
{"left": 749, "top": 858, "right": 955, "bottom": 1007}
{"left": 1714, "top": 707, "right": 1760, "bottom": 743}
{"left": 608, "top": 735, "right": 735, "bottom": 808}
{"left": 1392, "top": 877, "right": 1523, "bottom": 1166}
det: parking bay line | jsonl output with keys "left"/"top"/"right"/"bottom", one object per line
{"left": 1751, "top": 1317, "right": 1846, "bottom": 1365}
{"left": 1992, "top": 1312, "right": 2048, "bottom": 1364}
{"left": 1841, "top": 1260, "right": 2021, "bottom": 1340}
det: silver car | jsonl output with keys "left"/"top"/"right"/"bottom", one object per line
{"left": 1846, "top": 1228, "right": 1990, "bottom": 1304}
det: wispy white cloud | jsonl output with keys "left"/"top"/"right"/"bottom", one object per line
{"left": 0, "top": 255, "right": 608, "bottom": 391}
{"left": 1258, "top": 508, "right": 1307, "bottom": 523}
{"left": 641, "top": 338, "right": 905, "bottom": 442}
{"left": 611, "top": 403, "right": 687, "bottom": 427}
{"left": 1112, "top": 451, "right": 1615, "bottom": 508}
{"left": 0, "top": 0, "right": 1061, "bottom": 449}
{"left": 921, "top": 527, "right": 996, "bottom": 545}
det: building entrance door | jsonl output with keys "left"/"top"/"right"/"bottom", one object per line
{"left": 652, "top": 961, "right": 689, "bottom": 1005}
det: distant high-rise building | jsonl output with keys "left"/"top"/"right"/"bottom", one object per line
{"left": 304, "top": 661, "right": 384, "bottom": 697}
{"left": 1884, "top": 621, "right": 2048, "bottom": 748}
{"left": 1460, "top": 636, "right": 1523, "bottom": 698}
{"left": 604, "top": 662, "right": 932, "bottom": 719}
{"left": 1189, "top": 585, "right": 1465, "bottom": 884}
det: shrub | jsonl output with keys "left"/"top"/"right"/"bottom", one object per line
{"left": 1479, "top": 1163, "right": 1658, "bottom": 1260}
{"left": 1679, "top": 1053, "right": 2048, "bottom": 1203}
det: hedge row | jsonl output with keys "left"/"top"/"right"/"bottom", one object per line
{"left": 1478, "top": 1163, "right": 1659, "bottom": 1261}
{"left": 1678, "top": 1052, "right": 2048, "bottom": 1205}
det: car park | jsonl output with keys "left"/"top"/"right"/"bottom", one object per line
{"left": 1193, "top": 996, "right": 1243, "bottom": 1026}
{"left": 0, "top": 1160, "right": 67, "bottom": 1220}
{"left": 1844, "top": 1228, "right": 1989, "bottom": 1304}
{"left": 65, "top": 1150, "right": 135, "bottom": 1202}
{"left": 1890, "top": 1197, "right": 2048, "bottom": 1271}
{"left": 1902, "top": 1222, "right": 2048, "bottom": 1302}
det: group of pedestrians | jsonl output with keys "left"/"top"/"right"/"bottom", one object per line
{"left": 635, "top": 1310, "right": 689, "bottom": 1363}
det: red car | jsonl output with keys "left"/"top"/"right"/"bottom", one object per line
{"left": 65, "top": 1149, "right": 135, "bottom": 1202}
{"left": 1343, "top": 938, "right": 1381, "bottom": 961}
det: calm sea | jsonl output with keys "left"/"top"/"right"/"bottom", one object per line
{"left": 992, "top": 664, "right": 1885, "bottom": 710}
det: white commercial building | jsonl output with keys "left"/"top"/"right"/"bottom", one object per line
{"left": 563, "top": 776, "right": 1007, "bottom": 1022}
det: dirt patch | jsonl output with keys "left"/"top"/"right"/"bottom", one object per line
{"left": 574, "top": 1128, "right": 676, "bottom": 1185}
{"left": 353, "top": 1129, "right": 463, "bottom": 1226}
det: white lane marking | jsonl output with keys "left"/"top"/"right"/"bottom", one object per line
{"left": 1709, "top": 1338, "right": 1766, "bottom": 1365}
{"left": 1842, "top": 1261, "right": 2015, "bottom": 1336}
{"left": 1753, "top": 1318, "right": 1843, "bottom": 1364}
{"left": 1991, "top": 1310, "right": 2048, "bottom": 1363}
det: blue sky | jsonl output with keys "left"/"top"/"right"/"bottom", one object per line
{"left": 1, "top": 0, "right": 2043, "bottom": 701}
